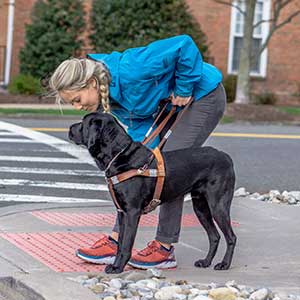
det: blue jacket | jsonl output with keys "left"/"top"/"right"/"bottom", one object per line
{"left": 87, "top": 35, "right": 222, "bottom": 147}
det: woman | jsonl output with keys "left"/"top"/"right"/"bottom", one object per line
{"left": 49, "top": 34, "right": 226, "bottom": 269}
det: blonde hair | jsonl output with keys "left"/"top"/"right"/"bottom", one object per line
{"left": 48, "top": 58, "right": 111, "bottom": 113}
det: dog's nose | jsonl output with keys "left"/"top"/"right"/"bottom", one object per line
{"left": 69, "top": 123, "right": 82, "bottom": 144}
{"left": 68, "top": 129, "right": 74, "bottom": 140}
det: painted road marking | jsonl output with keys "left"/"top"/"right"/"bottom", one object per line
{"left": 0, "top": 121, "right": 102, "bottom": 203}
{"left": 0, "top": 167, "right": 103, "bottom": 177}
{"left": 0, "top": 138, "right": 40, "bottom": 143}
{"left": 0, "top": 121, "right": 96, "bottom": 166}
{"left": 0, "top": 194, "right": 109, "bottom": 203}
{"left": 0, "top": 132, "right": 20, "bottom": 136}
{"left": 30, "top": 128, "right": 69, "bottom": 132}
{"left": 0, "top": 179, "right": 107, "bottom": 191}
{"left": 0, "top": 156, "right": 88, "bottom": 163}
{"left": 29, "top": 127, "right": 300, "bottom": 139}
{"left": 0, "top": 122, "right": 206, "bottom": 204}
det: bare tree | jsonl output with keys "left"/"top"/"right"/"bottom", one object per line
{"left": 214, "top": 0, "right": 300, "bottom": 104}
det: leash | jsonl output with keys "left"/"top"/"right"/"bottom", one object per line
{"left": 106, "top": 96, "right": 194, "bottom": 214}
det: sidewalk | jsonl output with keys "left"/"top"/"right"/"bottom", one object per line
{"left": 0, "top": 197, "right": 300, "bottom": 299}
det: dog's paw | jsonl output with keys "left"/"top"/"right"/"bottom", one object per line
{"left": 105, "top": 264, "right": 123, "bottom": 274}
{"left": 214, "top": 261, "right": 230, "bottom": 270}
{"left": 194, "top": 259, "right": 211, "bottom": 268}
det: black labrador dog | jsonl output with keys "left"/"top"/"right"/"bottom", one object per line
{"left": 69, "top": 112, "right": 237, "bottom": 274}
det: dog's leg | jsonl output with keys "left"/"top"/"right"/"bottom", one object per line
{"left": 192, "top": 191, "right": 221, "bottom": 268}
{"left": 210, "top": 187, "right": 237, "bottom": 271}
{"left": 105, "top": 209, "right": 141, "bottom": 274}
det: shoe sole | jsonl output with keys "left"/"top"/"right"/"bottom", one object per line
{"left": 76, "top": 251, "right": 115, "bottom": 264}
{"left": 128, "top": 260, "right": 177, "bottom": 269}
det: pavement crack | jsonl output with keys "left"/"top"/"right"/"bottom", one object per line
{"left": 0, "top": 253, "right": 29, "bottom": 274}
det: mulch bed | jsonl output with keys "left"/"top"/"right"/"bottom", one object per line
{"left": 0, "top": 92, "right": 55, "bottom": 104}
{"left": 225, "top": 103, "right": 300, "bottom": 124}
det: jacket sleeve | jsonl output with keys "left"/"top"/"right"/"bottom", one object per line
{"left": 123, "top": 35, "right": 203, "bottom": 97}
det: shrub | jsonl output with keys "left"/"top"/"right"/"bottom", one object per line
{"left": 223, "top": 75, "right": 237, "bottom": 103}
{"left": 8, "top": 74, "right": 42, "bottom": 95}
{"left": 19, "top": 0, "right": 85, "bottom": 79}
{"left": 90, "top": 0, "right": 209, "bottom": 59}
{"left": 255, "top": 92, "right": 278, "bottom": 105}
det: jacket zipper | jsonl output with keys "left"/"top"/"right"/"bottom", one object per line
{"left": 129, "top": 111, "right": 133, "bottom": 128}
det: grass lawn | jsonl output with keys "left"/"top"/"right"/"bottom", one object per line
{"left": 221, "top": 116, "right": 234, "bottom": 124}
{"left": 277, "top": 106, "right": 300, "bottom": 116}
{"left": 0, "top": 108, "right": 87, "bottom": 116}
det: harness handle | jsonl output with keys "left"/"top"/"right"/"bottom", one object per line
{"left": 157, "top": 96, "right": 194, "bottom": 149}
{"left": 142, "top": 96, "right": 194, "bottom": 148}
{"left": 142, "top": 96, "right": 194, "bottom": 168}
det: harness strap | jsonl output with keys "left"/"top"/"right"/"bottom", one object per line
{"left": 142, "top": 106, "right": 176, "bottom": 147}
{"left": 107, "top": 179, "right": 123, "bottom": 212}
{"left": 106, "top": 98, "right": 193, "bottom": 214}
{"left": 106, "top": 147, "right": 165, "bottom": 214}
{"left": 143, "top": 147, "right": 165, "bottom": 214}
{"left": 142, "top": 100, "right": 169, "bottom": 141}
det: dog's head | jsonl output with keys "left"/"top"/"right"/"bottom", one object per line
{"left": 69, "top": 112, "right": 131, "bottom": 159}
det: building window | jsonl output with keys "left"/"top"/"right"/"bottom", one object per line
{"left": 228, "top": 0, "right": 271, "bottom": 77}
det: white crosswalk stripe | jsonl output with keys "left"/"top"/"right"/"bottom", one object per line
{"left": 0, "top": 156, "right": 88, "bottom": 163}
{"left": 0, "top": 138, "right": 39, "bottom": 143}
{"left": 0, "top": 132, "right": 20, "bottom": 136}
{"left": 0, "top": 179, "right": 108, "bottom": 191}
{"left": 0, "top": 121, "right": 107, "bottom": 203}
{"left": 0, "top": 167, "right": 103, "bottom": 176}
{"left": 0, "top": 194, "right": 110, "bottom": 203}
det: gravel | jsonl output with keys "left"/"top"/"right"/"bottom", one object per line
{"left": 68, "top": 269, "right": 300, "bottom": 300}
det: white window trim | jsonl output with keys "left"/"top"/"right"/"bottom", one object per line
{"left": 227, "top": 0, "right": 271, "bottom": 77}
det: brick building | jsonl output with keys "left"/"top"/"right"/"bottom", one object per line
{"left": 0, "top": 0, "right": 299, "bottom": 103}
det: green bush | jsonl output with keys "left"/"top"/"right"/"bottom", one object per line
{"left": 255, "top": 92, "right": 278, "bottom": 105}
{"left": 90, "top": 0, "right": 209, "bottom": 59}
{"left": 8, "top": 74, "right": 42, "bottom": 95}
{"left": 19, "top": 0, "right": 85, "bottom": 79}
{"left": 223, "top": 75, "right": 237, "bottom": 103}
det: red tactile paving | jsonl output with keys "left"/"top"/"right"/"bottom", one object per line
{"left": 31, "top": 212, "right": 240, "bottom": 227}
{"left": 0, "top": 232, "right": 119, "bottom": 272}
{"left": 0, "top": 213, "right": 239, "bottom": 273}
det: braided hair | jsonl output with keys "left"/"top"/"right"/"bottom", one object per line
{"left": 48, "top": 58, "right": 111, "bottom": 113}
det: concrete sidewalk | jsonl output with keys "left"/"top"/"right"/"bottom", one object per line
{"left": 0, "top": 197, "right": 299, "bottom": 299}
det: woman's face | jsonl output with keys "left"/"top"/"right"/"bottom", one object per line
{"left": 60, "top": 80, "right": 99, "bottom": 112}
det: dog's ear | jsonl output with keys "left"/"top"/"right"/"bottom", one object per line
{"left": 87, "top": 121, "right": 103, "bottom": 157}
{"left": 69, "top": 122, "right": 83, "bottom": 145}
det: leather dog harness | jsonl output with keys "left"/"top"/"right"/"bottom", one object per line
{"left": 105, "top": 97, "right": 193, "bottom": 214}
{"left": 106, "top": 147, "right": 165, "bottom": 214}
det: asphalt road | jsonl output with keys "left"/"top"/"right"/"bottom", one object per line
{"left": 0, "top": 116, "right": 299, "bottom": 208}
{"left": 0, "top": 116, "right": 300, "bottom": 294}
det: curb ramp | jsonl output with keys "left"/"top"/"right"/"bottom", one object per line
{"left": 0, "top": 277, "right": 44, "bottom": 300}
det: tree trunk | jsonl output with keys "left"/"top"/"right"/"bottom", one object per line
{"left": 235, "top": 0, "right": 256, "bottom": 104}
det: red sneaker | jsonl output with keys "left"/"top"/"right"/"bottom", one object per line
{"left": 128, "top": 240, "right": 177, "bottom": 269}
{"left": 76, "top": 234, "right": 117, "bottom": 264}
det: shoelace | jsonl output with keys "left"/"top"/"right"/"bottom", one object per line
{"left": 92, "top": 236, "right": 111, "bottom": 249}
{"left": 139, "top": 241, "right": 160, "bottom": 256}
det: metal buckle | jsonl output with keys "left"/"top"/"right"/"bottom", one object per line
{"left": 137, "top": 164, "right": 148, "bottom": 174}
{"left": 143, "top": 198, "right": 161, "bottom": 214}
{"left": 110, "top": 176, "right": 119, "bottom": 185}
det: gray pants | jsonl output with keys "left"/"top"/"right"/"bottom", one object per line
{"left": 112, "top": 83, "right": 226, "bottom": 244}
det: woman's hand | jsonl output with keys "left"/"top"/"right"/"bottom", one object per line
{"left": 170, "top": 94, "right": 192, "bottom": 107}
